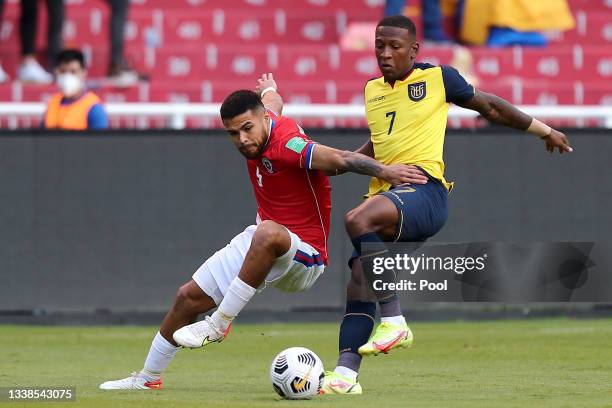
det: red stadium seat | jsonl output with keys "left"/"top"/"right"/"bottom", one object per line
{"left": 0, "top": 0, "right": 610, "bottom": 125}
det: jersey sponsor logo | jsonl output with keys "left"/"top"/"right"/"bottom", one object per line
{"left": 285, "top": 136, "right": 308, "bottom": 154}
{"left": 408, "top": 81, "right": 426, "bottom": 102}
{"left": 367, "top": 95, "right": 385, "bottom": 104}
{"left": 262, "top": 157, "right": 274, "bottom": 173}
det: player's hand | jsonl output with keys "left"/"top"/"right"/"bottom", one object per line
{"left": 380, "top": 164, "right": 428, "bottom": 186}
{"left": 255, "top": 73, "right": 278, "bottom": 96}
{"left": 543, "top": 129, "right": 573, "bottom": 154}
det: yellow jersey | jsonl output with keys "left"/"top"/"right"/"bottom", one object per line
{"left": 364, "top": 62, "right": 475, "bottom": 196}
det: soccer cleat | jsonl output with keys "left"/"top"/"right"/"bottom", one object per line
{"left": 172, "top": 316, "right": 232, "bottom": 348}
{"left": 320, "top": 371, "right": 362, "bottom": 395}
{"left": 0, "top": 63, "right": 8, "bottom": 84}
{"left": 18, "top": 59, "right": 53, "bottom": 84}
{"left": 99, "top": 372, "right": 162, "bottom": 390}
{"left": 358, "top": 321, "right": 413, "bottom": 356}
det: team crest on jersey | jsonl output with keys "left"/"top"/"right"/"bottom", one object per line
{"left": 262, "top": 157, "right": 274, "bottom": 173}
{"left": 408, "top": 81, "right": 426, "bottom": 102}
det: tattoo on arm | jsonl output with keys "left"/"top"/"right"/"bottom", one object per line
{"left": 341, "top": 151, "right": 384, "bottom": 177}
{"left": 460, "top": 91, "right": 532, "bottom": 130}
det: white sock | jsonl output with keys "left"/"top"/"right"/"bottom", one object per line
{"left": 334, "top": 366, "right": 358, "bottom": 381}
{"left": 381, "top": 315, "right": 406, "bottom": 326}
{"left": 211, "top": 277, "right": 256, "bottom": 331}
{"left": 141, "top": 331, "right": 179, "bottom": 380}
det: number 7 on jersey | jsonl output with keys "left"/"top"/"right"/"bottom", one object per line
{"left": 386, "top": 111, "right": 396, "bottom": 135}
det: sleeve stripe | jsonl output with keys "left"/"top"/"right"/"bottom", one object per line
{"left": 305, "top": 143, "right": 315, "bottom": 170}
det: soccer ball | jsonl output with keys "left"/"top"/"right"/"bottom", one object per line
{"left": 269, "top": 347, "right": 325, "bottom": 400}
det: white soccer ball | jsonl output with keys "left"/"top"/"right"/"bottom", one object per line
{"left": 269, "top": 346, "right": 325, "bottom": 400}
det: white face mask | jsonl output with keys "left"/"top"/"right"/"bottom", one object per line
{"left": 57, "top": 73, "right": 84, "bottom": 98}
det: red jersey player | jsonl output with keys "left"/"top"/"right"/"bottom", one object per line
{"left": 100, "top": 75, "right": 427, "bottom": 390}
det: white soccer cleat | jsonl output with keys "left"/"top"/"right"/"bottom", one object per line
{"left": 99, "top": 372, "right": 162, "bottom": 390}
{"left": 0, "top": 63, "right": 8, "bottom": 83}
{"left": 18, "top": 59, "right": 53, "bottom": 84}
{"left": 173, "top": 316, "right": 232, "bottom": 348}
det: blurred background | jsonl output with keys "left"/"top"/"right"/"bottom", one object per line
{"left": 0, "top": 0, "right": 611, "bottom": 323}
{"left": 0, "top": 0, "right": 610, "bottom": 128}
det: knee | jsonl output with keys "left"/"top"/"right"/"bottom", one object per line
{"left": 345, "top": 208, "right": 369, "bottom": 236}
{"left": 253, "top": 220, "right": 287, "bottom": 253}
{"left": 174, "top": 283, "right": 201, "bottom": 313}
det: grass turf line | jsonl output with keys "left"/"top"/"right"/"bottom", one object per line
{"left": 1, "top": 318, "right": 611, "bottom": 408}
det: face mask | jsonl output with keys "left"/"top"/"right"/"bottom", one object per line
{"left": 57, "top": 73, "right": 84, "bottom": 98}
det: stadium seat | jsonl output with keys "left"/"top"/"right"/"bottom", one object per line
{"left": 0, "top": 0, "right": 610, "bottom": 126}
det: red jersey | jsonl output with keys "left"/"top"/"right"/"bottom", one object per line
{"left": 247, "top": 111, "right": 332, "bottom": 263}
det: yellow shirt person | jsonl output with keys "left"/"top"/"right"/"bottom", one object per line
{"left": 364, "top": 62, "right": 474, "bottom": 196}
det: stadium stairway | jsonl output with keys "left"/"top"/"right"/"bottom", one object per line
{"left": 0, "top": 0, "right": 611, "bottom": 126}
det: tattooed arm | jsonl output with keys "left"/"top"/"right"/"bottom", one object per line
{"left": 309, "top": 144, "right": 427, "bottom": 186}
{"left": 459, "top": 90, "right": 572, "bottom": 154}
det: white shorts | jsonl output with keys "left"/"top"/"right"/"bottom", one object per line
{"left": 192, "top": 225, "right": 326, "bottom": 305}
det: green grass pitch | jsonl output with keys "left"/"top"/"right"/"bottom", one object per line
{"left": 2, "top": 318, "right": 612, "bottom": 408}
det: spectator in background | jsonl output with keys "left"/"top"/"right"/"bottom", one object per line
{"left": 43, "top": 49, "right": 108, "bottom": 130}
{"left": 106, "top": 0, "right": 142, "bottom": 86}
{"left": 18, "top": 0, "right": 64, "bottom": 84}
{"left": 458, "top": 0, "right": 575, "bottom": 46}
{"left": 385, "top": 0, "right": 451, "bottom": 43}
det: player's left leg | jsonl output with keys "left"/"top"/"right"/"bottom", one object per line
{"left": 99, "top": 279, "right": 218, "bottom": 389}
{"left": 173, "top": 220, "right": 292, "bottom": 348}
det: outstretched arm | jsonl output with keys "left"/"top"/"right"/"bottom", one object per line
{"left": 255, "top": 73, "right": 283, "bottom": 116}
{"left": 309, "top": 144, "right": 428, "bottom": 186}
{"left": 458, "top": 90, "right": 573, "bottom": 154}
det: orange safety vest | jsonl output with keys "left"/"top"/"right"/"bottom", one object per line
{"left": 44, "top": 91, "right": 102, "bottom": 130}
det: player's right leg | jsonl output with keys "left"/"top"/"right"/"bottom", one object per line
{"left": 343, "top": 194, "right": 413, "bottom": 357}
{"left": 353, "top": 184, "right": 447, "bottom": 357}
{"left": 173, "top": 221, "right": 292, "bottom": 348}
{"left": 321, "top": 259, "right": 373, "bottom": 395}
{"left": 325, "top": 181, "right": 448, "bottom": 395}
{"left": 99, "top": 279, "right": 217, "bottom": 390}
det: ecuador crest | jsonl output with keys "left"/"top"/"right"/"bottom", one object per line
{"left": 408, "top": 81, "right": 426, "bottom": 102}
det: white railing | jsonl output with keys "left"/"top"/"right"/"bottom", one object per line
{"left": 1, "top": 103, "right": 611, "bottom": 129}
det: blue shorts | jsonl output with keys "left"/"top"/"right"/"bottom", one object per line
{"left": 347, "top": 175, "right": 449, "bottom": 267}
{"left": 380, "top": 177, "right": 449, "bottom": 242}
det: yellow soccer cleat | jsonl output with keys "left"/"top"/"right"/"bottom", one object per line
{"left": 358, "top": 321, "right": 413, "bottom": 356}
{"left": 320, "top": 371, "right": 363, "bottom": 395}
